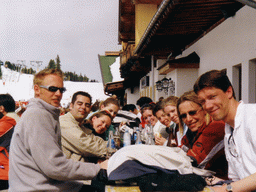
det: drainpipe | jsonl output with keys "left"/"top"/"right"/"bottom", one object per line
{"left": 235, "top": 0, "right": 256, "bottom": 9}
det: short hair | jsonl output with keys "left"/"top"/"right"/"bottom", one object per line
{"left": 136, "top": 97, "right": 153, "bottom": 107}
{"left": 71, "top": 91, "right": 92, "bottom": 104}
{"left": 0, "top": 94, "right": 16, "bottom": 112}
{"left": 122, "top": 104, "right": 136, "bottom": 112}
{"left": 176, "top": 90, "right": 203, "bottom": 120}
{"left": 33, "top": 68, "right": 64, "bottom": 86}
{"left": 193, "top": 69, "right": 235, "bottom": 98}
{"left": 162, "top": 96, "right": 179, "bottom": 107}
{"left": 100, "top": 97, "right": 120, "bottom": 108}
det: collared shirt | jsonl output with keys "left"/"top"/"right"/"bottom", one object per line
{"left": 225, "top": 101, "right": 256, "bottom": 181}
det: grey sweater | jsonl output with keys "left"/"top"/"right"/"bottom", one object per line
{"left": 9, "top": 98, "right": 100, "bottom": 192}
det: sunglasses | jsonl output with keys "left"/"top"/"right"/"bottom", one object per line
{"left": 179, "top": 108, "right": 202, "bottom": 119}
{"left": 39, "top": 85, "right": 67, "bottom": 93}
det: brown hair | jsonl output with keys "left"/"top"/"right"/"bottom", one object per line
{"left": 88, "top": 110, "right": 113, "bottom": 125}
{"left": 100, "top": 97, "right": 120, "bottom": 108}
{"left": 193, "top": 69, "right": 235, "bottom": 99}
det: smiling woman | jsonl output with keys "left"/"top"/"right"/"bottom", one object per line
{"left": 177, "top": 91, "right": 228, "bottom": 179}
{"left": 86, "top": 110, "right": 113, "bottom": 139}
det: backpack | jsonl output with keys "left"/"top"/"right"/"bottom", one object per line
{"left": 0, "top": 146, "right": 9, "bottom": 180}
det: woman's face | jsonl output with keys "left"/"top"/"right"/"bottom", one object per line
{"left": 178, "top": 101, "right": 206, "bottom": 132}
{"left": 142, "top": 109, "right": 158, "bottom": 126}
{"left": 92, "top": 115, "right": 112, "bottom": 134}
{"left": 101, "top": 104, "right": 119, "bottom": 118}
{"left": 155, "top": 109, "right": 172, "bottom": 127}
{"left": 163, "top": 104, "right": 179, "bottom": 124}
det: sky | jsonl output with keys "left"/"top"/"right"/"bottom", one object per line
{"left": 0, "top": 0, "right": 121, "bottom": 82}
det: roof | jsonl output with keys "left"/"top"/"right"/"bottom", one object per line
{"left": 119, "top": 0, "right": 244, "bottom": 81}
{"left": 98, "top": 54, "right": 119, "bottom": 85}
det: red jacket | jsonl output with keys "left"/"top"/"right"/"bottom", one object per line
{"left": 0, "top": 116, "right": 16, "bottom": 137}
{"left": 181, "top": 118, "right": 228, "bottom": 178}
{"left": 0, "top": 115, "right": 16, "bottom": 180}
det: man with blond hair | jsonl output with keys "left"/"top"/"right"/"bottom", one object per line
{"left": 9, "top": 68, "right": 107, "bottom": 192}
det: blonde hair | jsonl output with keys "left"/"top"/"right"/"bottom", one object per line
{"left": 33, "top": 68, "right": 64, "bottom": 86}
{"left": 162, "top": 96, "right": 179, "bottom": 107}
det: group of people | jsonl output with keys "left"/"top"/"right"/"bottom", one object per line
{"left": 1, "top": 68, "right": 256, "bottom": 191}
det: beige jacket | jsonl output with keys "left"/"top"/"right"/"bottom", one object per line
{"left": 60, "top": 112, "right": 107, "bottom": 162}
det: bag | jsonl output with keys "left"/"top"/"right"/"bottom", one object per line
{"left": 137, "top": 170, "right": 207, "bottom": 191}
{"left": 0, "top": 146, "right": 9, "bottom": 180}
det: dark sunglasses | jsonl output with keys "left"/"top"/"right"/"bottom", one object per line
{"left": 39, "top": 85, "right": 66, "bottom": 93}
{"left": 179, "top": 108, "right": 202, "bottom": 119}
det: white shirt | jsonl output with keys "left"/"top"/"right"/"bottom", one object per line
{"left": 225, "top": 101, "right": 256, "bottom": 181}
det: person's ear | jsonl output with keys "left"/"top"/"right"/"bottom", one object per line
{"left": 0, "top": 106, "right": 5, "bottom": 113}
{"left": 91, "top": 116, "right": 97, "bottom": 122}
{"left": 100, "top": 105, "right": 105, "bottom": 110}
{"left": 34, "top": 84, "right": 40, "bottom": 96}
{"left": 69, "top": 103, "right": 74, "bottom": 111}
{"left": 225, "top": 86, "right": 233, "bottom": 99}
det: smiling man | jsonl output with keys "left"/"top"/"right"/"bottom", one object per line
{"left": 9, "top": 69, "right": 107, "bottom": 192}
{"left": 194, "top": 69, "right": 256, "bottom": 192}
{"left": 60, "top": 91, "right": 108, "bottom": 163}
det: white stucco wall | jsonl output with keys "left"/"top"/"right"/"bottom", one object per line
{"left": 181, "top": 5, "right": 256, "bottom": 103}
{"left": 125, "top": 86, "right": 140, "bottom": 105}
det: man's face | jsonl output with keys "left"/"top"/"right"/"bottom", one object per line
{"left": 101, "top": 104, "right": 119, "bottom": 118}
{"left": 197, "top": 87, "right": 232, "bottom": 122}
{"left": 163, "top": 105, "right": 179, "bottom": 124}
{"left": 34, "top": 74, "right": 63, "bottom": 107}
{"left": 69, "top": 95, "right": 91, "bottom": 122}
{"left": 155, "top": 109, "right": 172, "bottom": 127}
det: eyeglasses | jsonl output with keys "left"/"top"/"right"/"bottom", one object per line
{"left": 228, "top": 131, "right": 238, "bottom": 158}
{"left": 39, "top": 85, "right": 67, "bottom": 93}
{"left": 179, "top": 108, "right": 202, "bottom": 119}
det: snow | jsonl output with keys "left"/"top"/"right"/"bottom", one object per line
{"left": 0, "top": 66, "right": 109, "bottom": 107}
{"left": 110, "top": 57, "right": 123, "bottom": 82}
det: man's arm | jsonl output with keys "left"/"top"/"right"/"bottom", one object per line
{"left": 60, "top": 115, "right": 107, "bottom": 158}
{"left": 27, "top": 110, "right": 101, "bottom": 181}
{"left": 211, "top": 172, "right": 256, "bottom": 192}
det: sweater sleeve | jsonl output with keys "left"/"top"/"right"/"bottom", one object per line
{"left": 25, "top": 109, "right": 101, "bottom": 181}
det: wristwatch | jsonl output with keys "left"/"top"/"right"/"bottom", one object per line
{"left": 226, "top": 184, "right": 233, "bottom": 192}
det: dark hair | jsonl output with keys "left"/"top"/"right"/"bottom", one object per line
{"left": 193, "top": 69, "right": 235, "bottom": 98}
{"left": 100, "top": 97, "right": 120, "bottom": 108}
{"left": 71, "top": 91, "right": 92, "bottom": 104}
{"left": 141, "top": 103, "right": 156, "bottom": 116}
{"left": 152, "top": 101, "right": 164, "bottom": 116}
{"left": 91, "top": 100, "right": 100, "bottom": 112}
{"left": 136, "top": 97, "right": 153, "bottom": 107}
{"left": 0, "top": 94, "right": 16, "bottom": 112}
{"left": 122, "top": 104, "right": 136, "bottom": 112}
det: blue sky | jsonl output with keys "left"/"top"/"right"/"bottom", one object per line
{"left": 0, "top": 0, "right": 121, "bottom": 82}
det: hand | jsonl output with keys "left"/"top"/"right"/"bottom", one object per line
{"left": 99, "top": 159, "right": 108, "bottom": 169}
{"left": 210, "top": 185, "right": 226, "bottom": 192}
{"left": 154, "top": 135, "right": 167, "bottom": 145}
